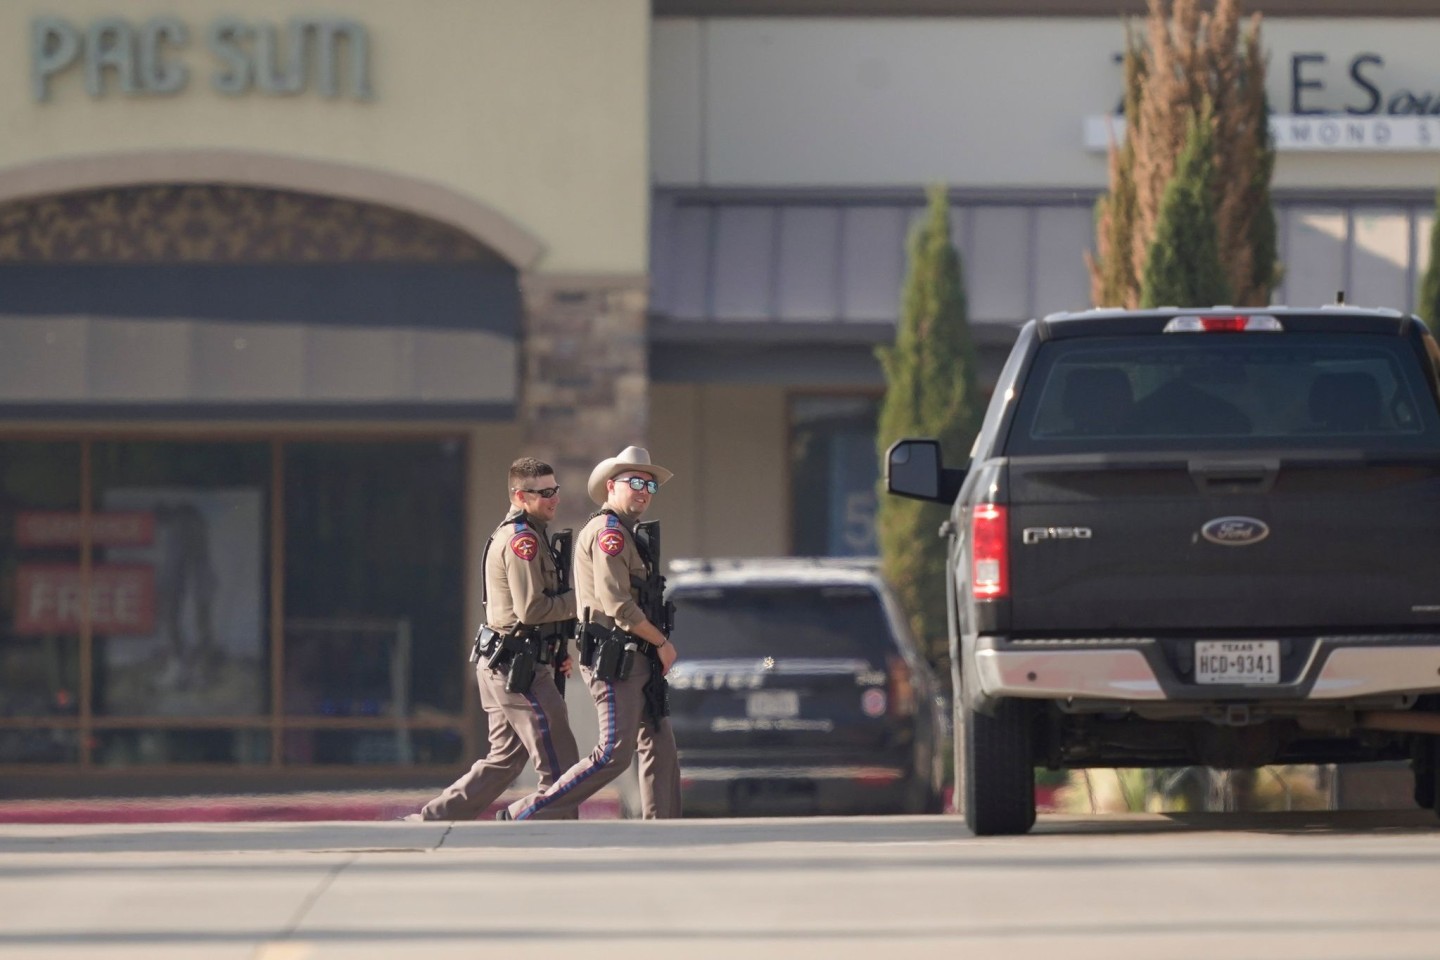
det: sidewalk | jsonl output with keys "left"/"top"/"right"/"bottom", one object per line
{"left": 0, "top": 788, "right": 623, "bottom": 824}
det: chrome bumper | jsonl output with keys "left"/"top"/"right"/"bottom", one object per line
{"left": 975, "top": 640, "right": 1440, "bottom": 702}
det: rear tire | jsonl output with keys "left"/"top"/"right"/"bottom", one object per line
{"left": 1427, "top": 741, "right": 1440, "bottom": 819}
{"left": 1412, "top": 748, "right": 1435, "bottom": 812}
{"left": 962, "top": 698, "right": 1037, "bottom": 836}
{"left": 1432, "top": 760, "right": 1440, "bottom": 821}
{"left": 1409, "top": 736, "right": 1440, "bottom": 816}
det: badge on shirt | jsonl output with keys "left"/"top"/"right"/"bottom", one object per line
{"left": 598, "top": 528, "right": 625, "bottom": 557}
{"left": 510, "top": 531, "right": 539, "bottom": 561}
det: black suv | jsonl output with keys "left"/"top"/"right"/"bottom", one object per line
{"left": 665, "top": 558, "right": 946, "bottom": 817}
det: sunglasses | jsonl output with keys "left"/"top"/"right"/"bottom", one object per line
{"left": 614, "top": 476, "right": 659, "bottom": 494}
{"left": 516, "top": 485, "right": 560, "bottom": 499}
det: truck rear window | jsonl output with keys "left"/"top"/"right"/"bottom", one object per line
{"left": 669, "top": 585, "right": 894, "bottom": 662}
{"left": 1005, "top": 334, "right": 1440, "bottom": 455}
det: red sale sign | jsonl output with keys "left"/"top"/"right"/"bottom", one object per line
{"left": 14, "top": 564, "right": 157, "bottom": 635}
{"left": 15, "top": 511, "right": 155, "bottom": 548}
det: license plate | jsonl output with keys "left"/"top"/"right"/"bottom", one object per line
{"left": 1195, "top": 640, "right": 1280, "bottom": 684}
{"left": 746, "top": 690, "right": 799, "bottom": 719}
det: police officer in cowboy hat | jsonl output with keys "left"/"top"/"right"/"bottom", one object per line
{"left": 407, "top": 457, "right": 580, "bottom": 821}
{"left": 500, "top": 446, "right": 682, "bottom": 821}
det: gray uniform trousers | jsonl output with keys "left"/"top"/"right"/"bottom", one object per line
{"left": 421, "top": 662, "right": 578, "bottom": 820}
{"left": 505, "top": 659, "right": 681, "bottom": 821}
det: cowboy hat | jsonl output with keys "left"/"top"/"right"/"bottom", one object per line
{"left": 587, "top": 446, "right": 674, "bottom": 504}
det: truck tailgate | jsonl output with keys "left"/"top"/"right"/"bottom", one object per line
{"left": 1005, "top": 454, "right": 1440, "bottom": 633}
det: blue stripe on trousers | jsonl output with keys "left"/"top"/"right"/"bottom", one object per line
{"left": 516, "top": 680, "right": 616, "bottom": 821}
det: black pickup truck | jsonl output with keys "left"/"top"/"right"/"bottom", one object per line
{"left": 886, "top": 306, "right": 1440, "bottom": 835}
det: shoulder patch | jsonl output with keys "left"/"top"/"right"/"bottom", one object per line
{"left": 509, "top": 530, "right": 539, "bottom": 561}
{"left": 597, "top": 526, "right": 626, "bottom": 557}
{"left": 605, "top": 514, "right": 620, "bottom": 527}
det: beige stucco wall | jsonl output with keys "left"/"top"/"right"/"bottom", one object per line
{"left": 653, "top": 17, "right": 1440, "bottom": 191}
{"left": 1, "top": 0, "right": 649, "bottom": 274}
{"left": 651, "top": 383, "right": 788, "bottom": 563}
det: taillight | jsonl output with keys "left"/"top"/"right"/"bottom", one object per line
{"left": 971, "top": 503, "right": 1009, "bottom": 599}
{"left": 886, "top": 655, "right": 916, "bottom": 717}
{"left": 1163, "top": 315, "right": 1284, "bottom": 333}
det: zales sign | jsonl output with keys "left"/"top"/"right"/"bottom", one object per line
{"left": 1083, "top": 115, "right": 1440, "bottom": 153}
{"left": 31, "top": 15, "right": 374, "bottom": 102}
{"left": 1085, "top": 50, "right": 1440, "bottom": 153}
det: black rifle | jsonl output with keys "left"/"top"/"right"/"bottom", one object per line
{"left": 632, "top": 520, "right": 675, "bottom": 636}
{"left": 545, "top": 528, "right": 576, "bottom": 695}
{"left": 631, "top": 520, "right": 673, "bottom": 719}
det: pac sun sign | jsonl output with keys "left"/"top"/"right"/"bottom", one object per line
{"left": 30, "top": 15, "right": 375, "bottom": 102}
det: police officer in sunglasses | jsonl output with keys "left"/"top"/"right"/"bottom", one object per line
{"left": 501, "top": 446, "right": 682, "bottom": 820}
{"left": 406, "top": 457, "right": 580, "bottom": 821}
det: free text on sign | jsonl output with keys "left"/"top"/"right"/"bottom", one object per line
{"left": 15, "top": 564, "right": 157, "bottom": 635}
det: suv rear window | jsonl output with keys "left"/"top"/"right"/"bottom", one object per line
{"left": 1005, "top": 333, "right": 1440, "bottom": 455}
{"left": 669, "top": 585, "right": 894, "bottom": 661}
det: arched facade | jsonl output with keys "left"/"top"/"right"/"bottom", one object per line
{"left": 0, "top": 177, "right": 523, "bottom": 415}
{"left": 0, "top": 151, "right": 544, "bottom": 269}
{"left": 0, "top": 0, "right": 652, "bottom": 787}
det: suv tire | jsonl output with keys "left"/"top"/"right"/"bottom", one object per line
{"left": 1411, "top": 748, "right": 1435, "bottom": 812}
{"left": 962, "top": 698, "right": 1036, "bottom": 836}
{"left": 1421, "top": 741, "right": 1440, "bottom": 818}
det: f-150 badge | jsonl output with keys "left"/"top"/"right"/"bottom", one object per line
{"left": 1201, "top": 516, "right": 1269, "bottom": 546}
{"left": 1022, "top": 527, "right": 1092, "bottom": 544}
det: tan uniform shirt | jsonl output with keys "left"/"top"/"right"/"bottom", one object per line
{"left": 484, "top": 510, "right": 576, "bottom": 631}
{"left": 575, "top": 510, "right": 647, "bottom": 634}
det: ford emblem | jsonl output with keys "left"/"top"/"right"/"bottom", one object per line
{"left": 1200, "top": 516, "right": 1270, "bottom": 546}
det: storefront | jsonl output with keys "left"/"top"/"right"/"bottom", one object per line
{"left": 4, "top": 434, "right": 467, "bottom": 769}
{"left": 0, "top": 0, "right": 649, "bottom": 785}
{"left": 648, "top": 2, "right": 1440, "bottom": 561}
{"left": 7, "top": 0, "right": 1440, "bottom": 788}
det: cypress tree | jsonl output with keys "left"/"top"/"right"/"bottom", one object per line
{"left": 1089, "top": 29, "right": 1145, "bottom": 308}
{"left": 1235, "top": 20, "right": 1280, "bottom": 304}
{"left": 1419, "top": 187, "right": 1440, "bottom": 336}
{"left": 1140, "top": 105, "right": 1231, "bottom": 309}
{"left": 1090, "top": 0, "right": 1278, "bottom": 309}
{"left": 876, "top": 185, "right": 982, "bottom": 669}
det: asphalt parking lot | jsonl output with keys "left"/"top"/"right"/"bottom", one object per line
{"left": 3, "top": 810, "right": 1440, "bottom": 960}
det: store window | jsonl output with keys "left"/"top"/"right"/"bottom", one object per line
{"left": 0, "top": 435, "right": 469, "bottom": 771}
{"left": 1350, "top": 207, "right": 1411, "bottom": 310}
{"left": 282, "top": 440, "right": 466, "bottom": 766}
{"left": 791, "top": 395, "right": 880, "bottom": 557}
{"left": 89, "top": 441, "right": 272, "bottom": 765}
{"left": 89, "top": 441, "right": 271, "bottom": 718}
{"left": 0, "top": 442, "right": 83, "bottom": 763}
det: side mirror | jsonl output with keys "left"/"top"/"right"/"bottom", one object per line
{"left": 887, "top": 438, "right": 942, "bottom": 501}
{"left": 885, "top": 438, "right": 968, "bottom": 504}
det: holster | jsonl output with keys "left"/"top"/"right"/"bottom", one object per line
{"left": 577, "top": 620, "right": 607, "bottom": 669}
{"left": 483, "top": 626, "right": 540, "bottom": 695}
{"left": 590, "top": 628, "right": 637, "bottom": 683}
{"left": 591, "top": 631, "right": 669, "bottom": 724}
{"left": 469, "top": 625, "right": 501, "bottom": 664}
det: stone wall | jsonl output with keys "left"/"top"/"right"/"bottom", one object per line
{"left": 519, "top": 274, "right": 650, "bottom": 530}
